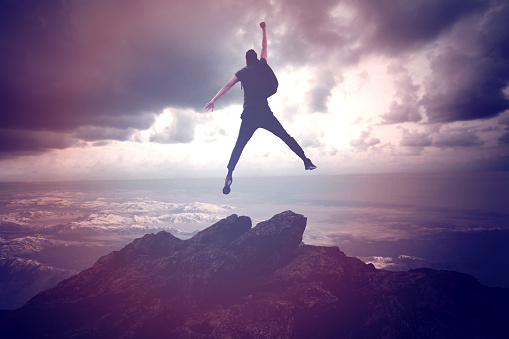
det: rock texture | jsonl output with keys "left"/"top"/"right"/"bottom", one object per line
{"left": 0, "top": 256, "right": 76, "bottom": 310}
{"left": 0, "top": 211, "right": 508, "bottom": 338}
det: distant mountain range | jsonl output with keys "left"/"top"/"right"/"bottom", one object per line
{"left": 0, "top": 198, "right": 232, "bottom": 309}
{"left": 1, "top": 211, "right": 507, "bottom": 338}
{"left": 2, "top": 198, "right": 235, "bottom": 230}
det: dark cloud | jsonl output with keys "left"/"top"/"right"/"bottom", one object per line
{"left": 398, "top": 126, "right": 492, "bottom": 156}
{"left": 0, "top": 129, "right": 76, "bottom": 158}
{"left": 268, "top": 0, "right": 489, "bottom": 124}
{"left": 1, "top": 0, "right": 507, "bottom": 159}
{"left": 270, "top": 0, "right": 485, "bottom": 66}
{"left": 498, "top": 113, "right": 509, "bottom": 144}
{"left": 382, "top": 101, "right": 421, "bottom": 125}
{"left": 265, "top": 0, "right": 484, "bottom": 119}
{"left": 272, "top": 0, "right": 344, "bottom": 63}
{"left": 398, "top": 128, "right": 432, "bottom": 156}
{"left": 422, "top": 47, "right": 509, "bottom": 123}
{"left": 421, "top": 2, "right": 509, "bottom": 123}
{"left": 498, "top": 133, "right": 509, "bottom": 144}
{"left": 0, "top": 0, "right": 259, "bottom": 155}
{"left": 353, "top": 0, "right": 487, "bottom": 54}
{"left": 433, "top": 129, "right": 484, "bottom": 149}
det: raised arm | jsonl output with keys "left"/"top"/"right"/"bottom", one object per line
{"left": 260, "top": 22, "right": 267, "bottom": 61}
{"left": 204, "top": 75, "right": 239, "bottom": 112}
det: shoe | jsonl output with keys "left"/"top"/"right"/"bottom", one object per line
{"left": 223, "top": 176, "right": 233, "bottom": 194}
{"left": 304, "top": 158, "right": 316, "bottom": 170}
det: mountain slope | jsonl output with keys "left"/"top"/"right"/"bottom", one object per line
{"left": 0, "top": 211, "right": 507, "bottom": 338}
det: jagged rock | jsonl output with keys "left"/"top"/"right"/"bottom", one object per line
{"left": 229, "top": 210, "right": 307, "bottom": 273}
{"left": 0, "top": 211, "right": 507, "bottom": 338}
{"left": 188, "top": 214, "right": 252, "bottom": 248}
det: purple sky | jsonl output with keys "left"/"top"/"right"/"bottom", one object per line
{"left": 1, "top": 0, "right": 508, "bottom": 181}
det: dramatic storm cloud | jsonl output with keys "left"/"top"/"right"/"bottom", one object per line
{"left": 421, "top": 3, "right": 509, "bottom": 123}
{"left": 0, "top": 0, "right": 254, "bottom": 153}
{"left": 1, "top": 0, "right": 508, "bottom": 179}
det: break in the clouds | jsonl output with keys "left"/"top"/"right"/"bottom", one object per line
{"left": 1, "top": 0, "right": 508, "bottom": 176}
{"left": 150, "top": 109, "right": 196, "bottom": 144}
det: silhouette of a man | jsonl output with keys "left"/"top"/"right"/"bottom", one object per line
{"left": 205, "top": 22, "right": 316, "bottom": 194}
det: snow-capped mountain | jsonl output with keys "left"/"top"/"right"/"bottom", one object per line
{"left": 0, "top": 190, "right": 238, "bottom": 310}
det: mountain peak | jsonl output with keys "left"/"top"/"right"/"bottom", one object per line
{"left": 1, "top": 211, "right": 507, "bottom": 338}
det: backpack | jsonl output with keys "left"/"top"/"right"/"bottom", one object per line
{"left": 244, "top": 60, "right": 279, "bottom": 98}
{"left": 258, "top": 61, "right": 278, "bottom": 98}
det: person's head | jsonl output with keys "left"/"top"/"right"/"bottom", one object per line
{"left": 246, "top": 49, "right": 258, "bottom": 66}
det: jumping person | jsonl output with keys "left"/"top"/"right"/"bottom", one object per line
{"left": 205, "top": 22, "right": 316, "bottom": 194}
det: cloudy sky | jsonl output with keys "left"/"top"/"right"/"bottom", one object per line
{"left": 1, "top": 0, "right": 509, "bottom": 182}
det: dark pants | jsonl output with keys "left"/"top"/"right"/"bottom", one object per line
{"left": 227, "top": 114, "right": 305, "bottom": 172}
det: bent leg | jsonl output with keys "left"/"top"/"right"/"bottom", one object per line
{"left": 227, "top": 120, "right": 258, "bottom": 172}
{"left": 261, "top": 115, "right": 306, "bottom": 160}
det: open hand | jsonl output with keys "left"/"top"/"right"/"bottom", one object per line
{"left": 259, "top": 22, "right": 266, "bottom": 29}
{"left": 204, "top": 101, "right": 215, "bottom": 112}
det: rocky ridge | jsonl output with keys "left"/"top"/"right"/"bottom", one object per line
{"left": 0, "top": 211, "right": 507, "bottom": 338}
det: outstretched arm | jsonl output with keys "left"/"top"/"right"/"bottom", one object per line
{"left": 204, "top": 75, "right": 239, "bottom": 112}
{"left": 260, "top": 22, "right": 267, "bottom": 61}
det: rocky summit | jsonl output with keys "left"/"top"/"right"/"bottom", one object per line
{"left": 0, "top": 211, "right": 507, "bottom": 338}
